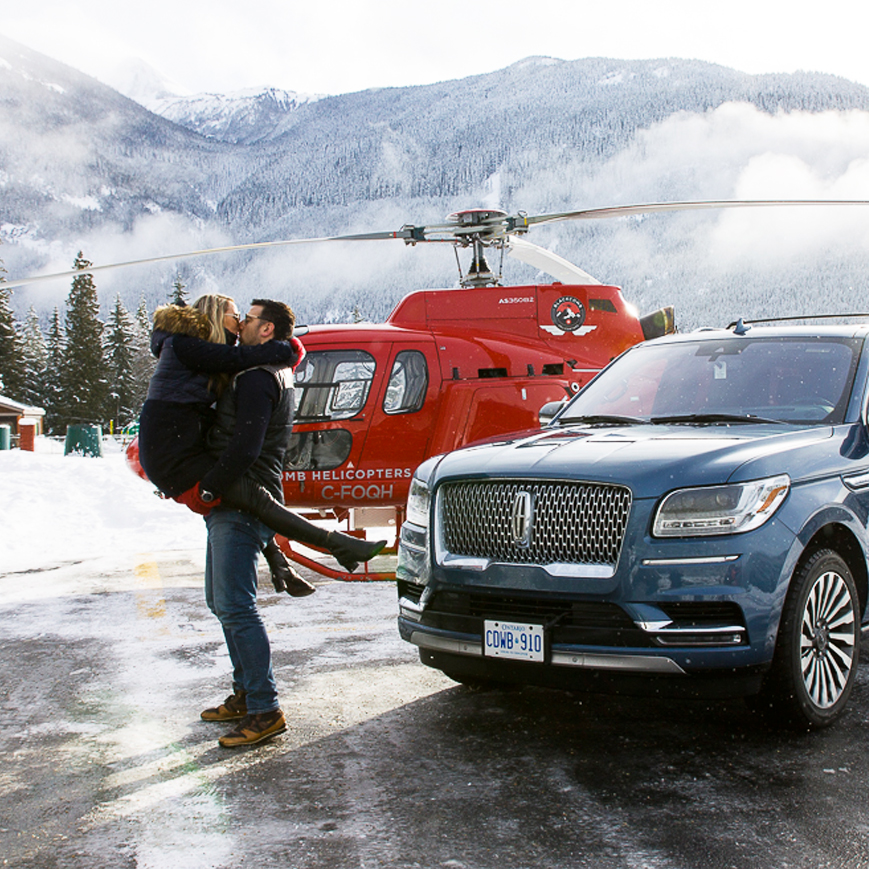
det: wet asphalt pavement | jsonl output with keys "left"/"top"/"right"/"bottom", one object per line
{"left": 3, "top": 549, "right": 869, "bottom": 868}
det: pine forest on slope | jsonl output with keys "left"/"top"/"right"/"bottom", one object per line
{"left": 2, "top": 34, "right": 869, "bottom": 331}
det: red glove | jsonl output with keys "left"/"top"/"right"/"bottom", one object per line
{"left": 173, "top": 484, "right": 221, "bottom": 516}
{"left": 291, "top": 336, "right": 306, "bottom": 371}
{"left": 125, "top": 436, "right": 150, "bottom": 482}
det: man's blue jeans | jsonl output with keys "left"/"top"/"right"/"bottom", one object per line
{"left": 204, "top": 508, "right": 278, "bottom": 714}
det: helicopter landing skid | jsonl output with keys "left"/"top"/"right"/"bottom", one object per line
{"left": 275, "top": 535, "right": 396, "bottom": 582}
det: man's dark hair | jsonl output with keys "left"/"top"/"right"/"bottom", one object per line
{"left": 252, "top": 298, "right": 295, "bottom": 341}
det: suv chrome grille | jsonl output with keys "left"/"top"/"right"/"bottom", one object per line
{"left": 438, "top": 480, "right": 631, "bottom": 568}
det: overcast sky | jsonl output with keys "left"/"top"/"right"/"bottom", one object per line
{"left": 2, "top": 0, "right": 868, "bottom": 96}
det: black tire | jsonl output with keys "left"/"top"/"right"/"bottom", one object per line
{"left": 753, "top": 549, "right": 860, "bottom": 729}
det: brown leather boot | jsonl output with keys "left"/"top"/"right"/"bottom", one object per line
{"left": 218, "top": 709, "right": 287, "bottom": 747}
{"left": 201, "top": 689, "right": 247, "bottom": 721}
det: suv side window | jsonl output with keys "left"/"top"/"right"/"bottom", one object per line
{"left": 383, "top": 350, "right": 428, "bottom": 415}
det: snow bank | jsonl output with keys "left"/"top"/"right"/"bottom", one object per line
{"left": 0, "top": 439, "right": 206, "bottom": 573}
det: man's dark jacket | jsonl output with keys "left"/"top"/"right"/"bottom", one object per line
{"left": 203, "top": 364, "right": 295, "bottom": 501}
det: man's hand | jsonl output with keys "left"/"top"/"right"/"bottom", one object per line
{"left": 174, "top": 485, "right": 221, "bottom": 516}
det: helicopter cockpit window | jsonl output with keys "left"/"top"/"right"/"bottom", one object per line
{"left": 383, "top": 350, "right": 429, "bottom": 415}
{"left": 294, "top": 350, "right": 376, "bottom": 422}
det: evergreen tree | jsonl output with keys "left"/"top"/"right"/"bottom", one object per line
{"left": 61, "top": 252, "right": 108, "bottom": 427}
{"left": 129, "top": 295, "right": 155, "bottom": 418}
{"left": 0, "top": 277, "right": 26, "bottom": 400}
{"left": 135, "top": 295, "right": 152, "bottom": 337}
{"left": 43, "top": 308, "right": 66, "bottom": 434}
{"left": 169, "top": 276, "right": 188, "bottom": 305}
{"left": 19, "top": 307, "right": 48, "bottom": 409}
{"left": 103, "top": 295, "right": 138, "bottom": 429}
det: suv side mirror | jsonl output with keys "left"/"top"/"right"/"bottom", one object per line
{"left": 539, "top": 400, "right": 567, "bottom": 426}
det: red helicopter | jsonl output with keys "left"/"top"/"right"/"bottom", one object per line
{"left": 281, "top": 210, "right": 674, "bottom": 570}
{"left": 10, "top": 199, "right": 868, "bottom": 579}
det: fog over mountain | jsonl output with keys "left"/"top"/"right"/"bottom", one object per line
{"left": 2, "top": 33, "right": 869, "bottom": 330}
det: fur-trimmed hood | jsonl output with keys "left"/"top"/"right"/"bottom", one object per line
{"left": 150, "top": 304, "right": 238, "bottom": 358}
{"left": 152, "top": 304, "right": 211, "bottom": 339}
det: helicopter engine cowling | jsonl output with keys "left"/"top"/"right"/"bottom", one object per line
{"left": 640, "top": 306, "right": 677, "bottom": 340}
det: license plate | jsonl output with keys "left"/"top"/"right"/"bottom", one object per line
{"left": 483, "top": 620, "right": 545, "bottom": 662}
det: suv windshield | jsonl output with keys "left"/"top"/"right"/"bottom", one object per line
{"left": 558, "top": 335, "right": 863, "bottom": 426}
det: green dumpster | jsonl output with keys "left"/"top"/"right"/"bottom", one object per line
{"left": 0, "top": 424, "right": 9, "bottom": 450}
{"left": 64, "top": 424, "right": 103, "bottom": 457}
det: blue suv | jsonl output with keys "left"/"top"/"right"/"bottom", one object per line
{"left": 397, "top": 321, "right": 869, "bottom": 728}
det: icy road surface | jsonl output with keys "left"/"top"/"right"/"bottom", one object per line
{"left": 3, "top": 446, "right": 869, "bottom": 868}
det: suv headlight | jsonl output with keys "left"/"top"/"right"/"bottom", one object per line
{"left": 405, "top": 476, "right": 431, "bottom": 528}
{"left": 653, "top": 474, "right": 790, "bottom": 537}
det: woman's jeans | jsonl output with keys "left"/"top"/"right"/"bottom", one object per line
{"left": 204, "top": 508, "right": 278, "bottom": 714}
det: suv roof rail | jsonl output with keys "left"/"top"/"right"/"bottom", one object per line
{"left": 726, "top": 313, "right": 869, "bottom": 329}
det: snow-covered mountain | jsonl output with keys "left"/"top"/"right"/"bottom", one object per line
{"left": 0, "top": 36, "right": 248, "bottom": 233}
{"left": 105, "top": 58, "right": 324, "bottom": 144}
{"left": 3, "top": 34, "right": 869, "bottom": 330}
{"left": 150, "top": 86, "right": 324, "bottom": 144}
{"left": 105, "top": 56, "right": 323, "bottom": 142}
{"left": 103, "top": 56, "right": 193, "bottom": 106}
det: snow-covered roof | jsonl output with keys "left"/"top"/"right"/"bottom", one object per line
{"left": 0, "top": 395, "right": 45, "bottom": 416}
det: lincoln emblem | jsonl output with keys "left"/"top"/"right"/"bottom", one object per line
{"left": 510, "top": 491, "right": 534, "bottom": 547}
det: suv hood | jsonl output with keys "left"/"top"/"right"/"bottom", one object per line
{"left": 433, "top": 423, "right": 842, "bottom": 499}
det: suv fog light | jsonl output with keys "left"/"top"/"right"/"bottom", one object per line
{"left": 654, "top": 631, "right": 746, "bottom": 647}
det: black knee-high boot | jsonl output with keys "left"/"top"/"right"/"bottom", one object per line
{"left": 262, "top": 537, "right": 316, "bottom": 597}
{"left": 222, "top": 478, "right": 387, "bottom": 573}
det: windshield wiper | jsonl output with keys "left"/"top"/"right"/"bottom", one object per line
{"left": 650, "top": 413, "right": 787, "bottom": 425}
{"left": 559, "top": 414, "right": 646, "bottom": 426}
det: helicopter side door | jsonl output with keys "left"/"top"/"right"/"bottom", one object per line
{"left": 350, "top": 340, "right": 441, "bottom": 507}
{"left": 282, "top": 339, "right": 440, "bottom": 510}
{"left": 282, "top": 345, "right": 384, "bottom": 508}
{"left": 428, "top": 379, "right": 573, "bottom": 454}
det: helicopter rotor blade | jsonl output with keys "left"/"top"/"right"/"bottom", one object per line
{"left": 0, "top": 232, "right": 421, "bottom": 291}
{"left": 396, "top": 199, "right": 869, "bottom": 242}
{"left": 6, "top": 199, "right": 869, "bottom": 291}
{"left": 505, "top": 236, "right": 601, "bottom": 284}
{"left": 517, "top": 199, "right": 869, "bottom": 228}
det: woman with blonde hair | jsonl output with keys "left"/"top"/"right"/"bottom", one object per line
{"left": 136, "top": 293, "right": 384, "bottom": 592}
